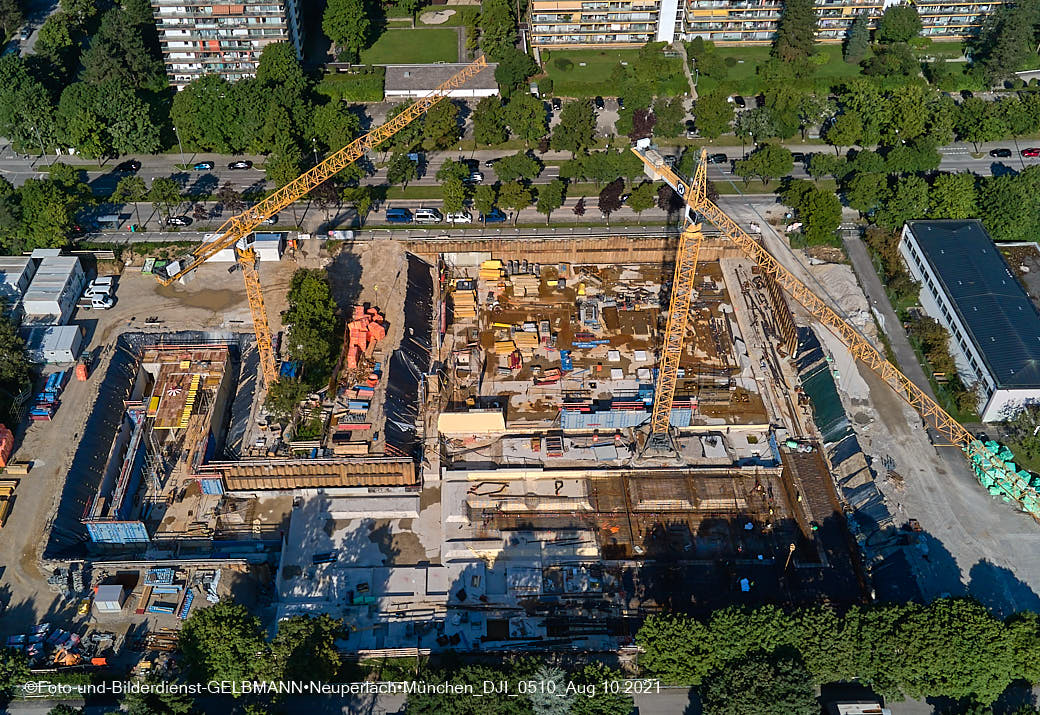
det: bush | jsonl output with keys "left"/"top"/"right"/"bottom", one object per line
{"left": 554, "top": 57, "right": 574, "bottom": 71}
{"left": 316, "top": 67, "right": 385, "bottom": 102}
{"left": 724, "top": 56, "right": 737, "bottom": 67}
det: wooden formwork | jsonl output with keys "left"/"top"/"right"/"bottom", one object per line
{"left": 204, "top": 458, "right": 417, "bottom": 490}
{"left": 405, "top": 235, "right": 744, "bottom": 265}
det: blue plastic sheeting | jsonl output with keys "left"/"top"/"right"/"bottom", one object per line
{"left": 85, "top": 521, "right": 149, "bottom": 544}
{"left": 279, "top": 361, "right": 300, "bottom": 378}
{"left": 199, "top": 478, "right": 224, "bottom": 496}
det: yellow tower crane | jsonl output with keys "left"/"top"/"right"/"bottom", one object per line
{"left": 157, "top": 56, "right": 490, "bottom": 386}
{"left": 632, "top": 145, "right": 1030, "bottom": 502}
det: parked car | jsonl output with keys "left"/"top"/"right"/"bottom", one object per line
{"left": 990, "top": 148, "right": 1013, "bottom": 158}
{"left": 791, "top": 152, "right": 806, "bottom": 164}
{"left": 464, "top": 171, "right": 484, "bottom": 184}
{"left": 192, "top": 161, "right": 214, "bottom": 170}
{"left": 685, "top": 120, "right": 697, "bottom": 138}
{"left": 708, "top": 153, "right": 729, "bottom": 164}
{"left": 552, "top": 98, "right": 562, "bottom": 111}
{"left": 594, "top": 96, "right": 605, "bottom": 111}
{"left": 1022, "top": 148, "right": 1040, "bottom": 158}
{"left": 114, "top": 159, "right": 141, "bottom": 173}
{"left": 19, "top": 27, "right": 30, "bottom": 41}
{"left": 484, "top": 159, "right": 498, "bottom": 168}
{"left": 729, "top": 95, "right": 746, "bottom": 108}
{"left": 261, "top": 214, "right": 278, "bottom": 225}
{"left": 228, "top": 160, "right": 253, "bottom": 170}
{"left": 447, "top": 211, "right": 473, "bottom": 224}
{"left": 481, "top": 208, "right": 507, "bottom": 223}
{"left": 166, "top": 215, "right": 192, "bottom": 226}
{"left": 617, "top": 97, "right": 625, "bottom": 110}
{"left": 414, "top": 207, "right": 443, "bottom": 224}
{"left": 385, "top": 207, "right": 413, "bottom": 224}
{"left": 88, "top": 295, "right": 114, "bottom": 310}
{"left": 84, "top": 277, "right": 114, "bottom": 298}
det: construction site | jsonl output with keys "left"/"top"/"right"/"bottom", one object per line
{"left": 11, "top": 58, "right": 1040, "bottom": 666}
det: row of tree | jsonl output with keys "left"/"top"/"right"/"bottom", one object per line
{"left": 637, "top": 598, "right": 1040, "bottom": 706}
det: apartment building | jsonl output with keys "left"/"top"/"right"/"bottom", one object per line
{"left": 529, "top": 0, "right": 1001, "bottom": 49}
{"left": 150, "top": 0, "right": 304, "bottom": 88}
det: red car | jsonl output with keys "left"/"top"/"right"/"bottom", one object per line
{"left": 1022, "top": 148, "right": 1040, "bottom": 158}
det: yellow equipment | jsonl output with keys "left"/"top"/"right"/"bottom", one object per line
{"left": 157, "top": 56, "right": 490, "bottom": 385}
{"left": 632, "top": 145, "right": 1025, "bottom": 493}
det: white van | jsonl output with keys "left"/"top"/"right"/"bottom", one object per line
{"left": 84, "top": 277, "right": 114, "bottom": 298}
{"left": 89, "top": 295, "right": 114, "bottom": 310}
{"left": 414, "top": 208, "right": 443, "bottom": 224}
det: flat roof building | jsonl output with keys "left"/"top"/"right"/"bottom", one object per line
{"left": 384, "top": 63, "right": 499, "bottom": 99}
{"left": 149, "top": 0, "right": 303, "bottom": 88}
{"left": 900, "top": 220, "right": 1040, "bottom": 421}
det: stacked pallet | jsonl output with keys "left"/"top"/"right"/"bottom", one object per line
{"left": 511, "top": 274, "right": 541, "bottom": 297}
{"left": 453, "top": 289, "right": 478, "bottom": 319}
{"left": 479, "top": 259, "right": 505, "bottom": 281}
{"left": 513, "top": 330, "right": 539, "bottom": 358}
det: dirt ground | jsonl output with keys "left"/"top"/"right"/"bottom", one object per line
{"left": 0, "top": 246, "right": 320, "bottom": 640}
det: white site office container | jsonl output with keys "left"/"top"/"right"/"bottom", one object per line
{"left": 93, "top": 584, "right": 126, "bottom": 612}
{"left": 21, "top": 256, "right": 85, "bottom": 325}
{"left": 21, "top": 325, "right": 84, "bottom": 363}
{"left": 0, "top": 257, "right": 36, "bottom": 305}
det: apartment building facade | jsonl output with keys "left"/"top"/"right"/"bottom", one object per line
{"left": 529, "top": 0, "right": 1002, "bottom": 49}
{"left": 150, "top": 0, "right": 304, "bottom": 88}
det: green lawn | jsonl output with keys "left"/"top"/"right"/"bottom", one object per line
{"left": 360, "top": 28, "right": 458, "bottom": 64}
{"left": 695, "top": 45, "right": 863, "bottom": 95}
{"left": 543, "top": 49, "right": 688, "bottom": 97}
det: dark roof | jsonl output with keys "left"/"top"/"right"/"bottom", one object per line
{"left": 906, "top": 220, "right": 1040, "bottom": 389}
{"left": 384, "top": 63, "right": 498, "bottom": 92}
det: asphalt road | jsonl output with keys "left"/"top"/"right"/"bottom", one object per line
{"left": 1, "top": 138, "right": 1039, "bottom": 196}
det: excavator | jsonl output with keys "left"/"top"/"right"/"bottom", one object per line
{"left": 631, "top": 143, "right": 1037, "bottom": 514}
{"left": 154, "top": 56, "right": 490, "bottom": 386}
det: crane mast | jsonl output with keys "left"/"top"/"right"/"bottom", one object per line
{"left": 632, "top": 146, "right": 1030, "bottom": 502}
{"left": 158, "top": 56, "right": 490, "bottom": 385}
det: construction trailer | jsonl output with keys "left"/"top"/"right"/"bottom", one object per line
{"left": 21, "top": 253, "right": 85, "bottom": 326}
{"left": 21, "top": 325, "right": 85, "bottom": 364}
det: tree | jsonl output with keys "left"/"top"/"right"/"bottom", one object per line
{"left": 264, "top": 379, "right": 308, "bottom": 419}
{"left": 626, "top": 108, "right": 656, "bottom": 141}
{"left": 500, "top": 180, "right": 532, "bottom": 225}
{"left": 265, "top": 140, "right": 303, "bottom": 189}
{"left": 652, "top": 96, "right": 685, "bottom": 138}
{"left": 772, "top": 0, "right": 817, "bottom": 62}
{"left": 528, "top": 664, "right": 573, "bottom": 715}
{"left": 323, "top": 0, "right": 370, "bottom": 62}
{"left": 955, "top": 97, "right": 1008, "bottom": 152}
{"left": 343, "top": 185, "right": 374, "bottom": 226}
{"left": 479, "top": 0, "right": 516, "bottom": 62}
{"left": 701, "top": 651, "right": 817, "bottom": 715}
{"left": 794, "top": 185, "right": 842, "bottom": 246}
{"left": 693, "top": 90, "right": 734, "bottom": 139}
{"left": 473, "top": 184, "right": 498, "bottom": 224}
{"left": 734, "top": 107, "right": 778, "bottom": 146}
{"left": 122, "top": 681, "right": 194, "bottom": 715}
{"left": 270, "top": 614, "right": 343, "bottom": 681}
{"left": 928, "top": 172, "right": 977, "bottom": 219}
{"left": 844, "top": 172, "right": 887, "bottom": 216}
{"left": 19, "top": 178, "right": 77, "bottom": 248}
{"left": 283, "top": 269, "right": 338, "bottom": 376}
{"left": 442, "top": 177, "right": 468, "bottom": 214}
{"left": 877, "top": 174, "right": 929, "bottom": 230}
{"left": 568, "top": 663, "right": 633, "bottom": 715}
{"left": 311, "top": 101, "right": 361, "bottom": 154}
{"left": 494, "top": 47, "right": 538, "bottom": 94}
{"left": 0, "top": 55, "right": 59, "bottom": 154}
{"left": 60, "top": 0, "right": 96, "bottom": 24}
{"left": 80, "top": 5, "right": 165, "bottom": 90}
{"left": 505, "top": 93, "right": 548, "bottom": 146}
{"left": 844, "top": 12, "right": 870, "bottom": 63}
{"left": 0, "top": 0, "right": 23, "bottom": 42}
{"left": 808, "top": 153, "right": 847, "bottom": 180}
{"left": 878, "top": 5, "right": 922, "bottom": 44}
{"left": 972, "top": 1, "right": 1040, "bottom": 84}
{"left": 386, "top": 153, "right": 418, "bottom": 187}
{"left": 551, "top": 100, "right": 597, "bottom": 157}
{"left": 824, "top": 113, "right": 863, "bottom": 154}
{"left": 407, "top": 664, "right": 532, "bottom": 714}
{"left": 862, "top": 42, "right": 921, "bottom": 79}
{"left": 734, "top": 143, "right": 793, "bottom": 184}
{"left": 626, "top": 181, "right": 656, "bottom": 216}
{"left": 0, "top": 647, "right": 28, "bottom": 704}
{"left": 422, "top": 100, "right": 461, "bottom": 151}
{"left": 535, "top": 178, "right": 565, "bottom": 225}
{"left": 598, "top": 178, "right": 624, "bottom": 224}
{"left": 178, "top": 602, "right": 269, "bottom": 683}
{"left": 473, "top": 97, "right": 507, "bottom": 146}
{"left": 494, "top": 152, "right": 542, "bottom": 183}
{"left": 111, "top": 175, "right": 147, "bottom": 228}
{"left": 897, "top": 599, "right": 1013, "bottom": 703}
